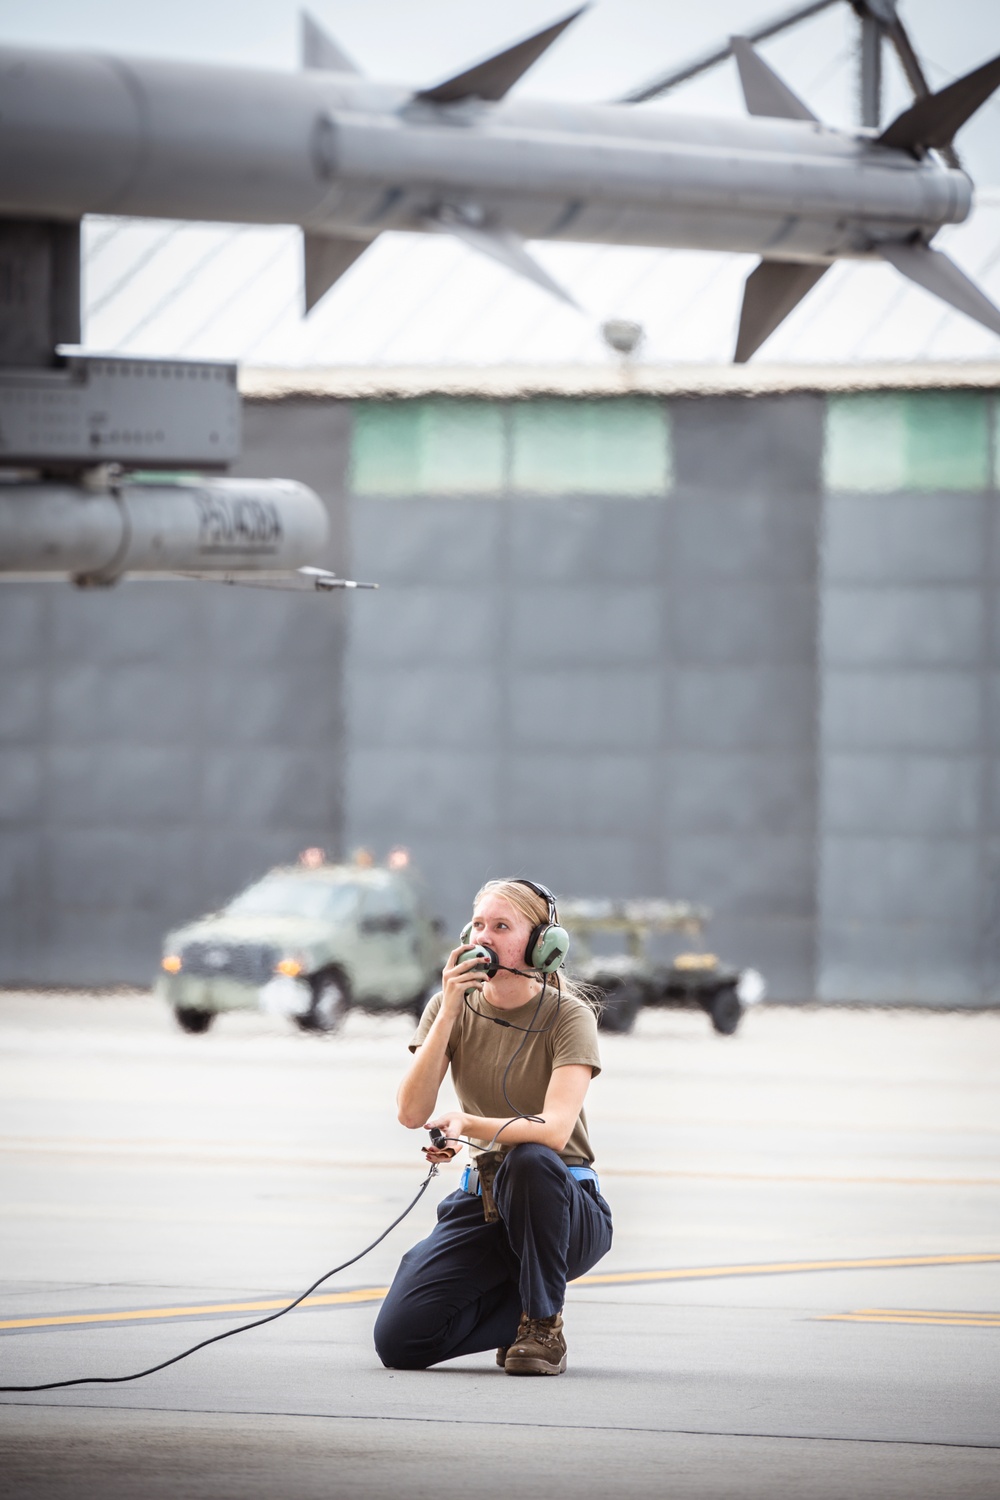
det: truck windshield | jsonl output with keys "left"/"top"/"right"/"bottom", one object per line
{"left": 226, "top": 878, "right": 359, "bottom": 922}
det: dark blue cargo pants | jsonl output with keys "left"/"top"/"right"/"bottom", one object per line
{"left": 374, "top": 1142, "right": 613, "bottom": 1370}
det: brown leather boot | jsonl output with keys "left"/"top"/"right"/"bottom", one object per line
{"left": 502, "top": 1312, "right": 567, "bottom": 1376}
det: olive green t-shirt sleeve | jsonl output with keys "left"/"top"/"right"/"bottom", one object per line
{"left": 409, "top": 990, "right": 452, "bottom": 1056}
{"left": 550, "top": 996, "right": 602, "bottom": 1078}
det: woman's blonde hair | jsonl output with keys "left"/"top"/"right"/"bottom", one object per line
{"left": 472, "top": 878, "right": 600, "bottom": 1014}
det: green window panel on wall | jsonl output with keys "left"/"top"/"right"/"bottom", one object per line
{"left": 825, "top": 391, "right": 992, "bottom": 492}
{"left": 351, "top": 400, "right": 505, "bottom": 495}
{"left": 511, "top": 399, "right": 671, "bottom": 495}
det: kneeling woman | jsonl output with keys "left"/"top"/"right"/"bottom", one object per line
{"left": 374, "top": 878, "right": 612, "bottom": 1376}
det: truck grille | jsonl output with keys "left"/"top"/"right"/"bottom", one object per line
{"left": 180, "top": 941, "right": 279, "bottom": 986}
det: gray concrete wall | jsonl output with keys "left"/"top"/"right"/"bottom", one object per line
{"left": 816, "top": 391, "right": 1000, "bottom": 1004}
{"left": 665, "top": 396, "right": 822, "bottom": 1001}
{"left": 344, "top": 394, "right": 823, "bottom": 1000}
{"left": 817, "top": 490, "right": 997, "bottom": 1003}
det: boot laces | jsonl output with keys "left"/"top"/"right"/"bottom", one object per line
{"left": 515, "top": 1314, "right": 561, "bottom": 1348}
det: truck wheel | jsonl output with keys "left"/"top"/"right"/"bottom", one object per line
{"left": 298, "top": 971, "right": 351, "bottom": 1034}
{"left": 597, "top": 981, "right": 642, "bottom": 1035}
{"left": 709, "top": 985, "right": 742, "bottom": 1036}
{"left": 174, "top": 1006, "right": 214, "bottom": 1034}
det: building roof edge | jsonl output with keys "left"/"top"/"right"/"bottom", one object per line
{"left": 240, "top": 362, "right": 1000, "bottom": 401}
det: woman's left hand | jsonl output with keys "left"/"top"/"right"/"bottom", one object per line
{"left": 423, "top": 1111, "right": 467, "bottom": 1163}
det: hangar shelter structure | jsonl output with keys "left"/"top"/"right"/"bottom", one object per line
{"left": 2, "top": 362, "right": 999, "bottom": 1007}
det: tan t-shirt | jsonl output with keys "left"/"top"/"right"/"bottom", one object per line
{"left": 409, "top": 987, "right": 602, "bottom": 1166}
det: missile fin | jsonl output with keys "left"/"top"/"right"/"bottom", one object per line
{"left": 730, "top": 36, "right": 818, "bottom": 122}
{"left": 429, "top": 216, "right": 578, "bottom": 307}
{"left": 735, "top": 258, "right": 828, "bottom": 362}
{"left": 416, "top": 7, "right": 586, "bottom": 104}
{"left": 303, "top": 233, "right": 373, "bottom": 313}
{"left": 877, "top": 241, "right": 1000, "bottom": 338}
{"left": 301, "top": 11, "right": 361, "bottom": 74}
{"left": 877, "top": 51, "right": 1000, "bottom": 152}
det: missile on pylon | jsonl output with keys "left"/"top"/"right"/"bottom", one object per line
{"left": 0, "top": 351, "right": 337, "bottom": 585}
{"left": 0, "top": 474, "right": 331, "bottom": 586}
{"left": 1, "top": 4, "right": 999, "bottom": 359}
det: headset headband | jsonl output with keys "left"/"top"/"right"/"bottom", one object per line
{"left": 512, "top": 878, "right": 558, "bottom": 925}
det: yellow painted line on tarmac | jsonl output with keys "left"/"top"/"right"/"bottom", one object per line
{"left": 0, "top": 1287, "right": 391, "bottom": 1331}
{"left": 572, "top": 1252, "right": 1000, "bottom": 1288}
{"left": 5, "top": 1253, "right": 999, "bottom": 1333}
{"left": 821, "top": 1309, "right": 1000, "bottom": 1328}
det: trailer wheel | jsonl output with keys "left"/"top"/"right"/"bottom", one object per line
{"left": 708, "top": 985, "right": 742, "bottom": 1036}
{"left": 597, "top": 981, "right": 642, "bottom": 1035}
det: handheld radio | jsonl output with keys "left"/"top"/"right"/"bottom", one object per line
{"left": 457, "top": 941, "right": 499, "bottom": 982}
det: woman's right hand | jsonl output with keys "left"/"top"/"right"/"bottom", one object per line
{"left": 440, "top": 945, "right": 488, "bottom": 1016}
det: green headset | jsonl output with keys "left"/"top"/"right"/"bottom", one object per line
{"left": 461, "top": 878, "right": 570, "bottom": 975}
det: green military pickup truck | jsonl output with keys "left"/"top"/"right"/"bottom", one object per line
{"left": 156, "top": 857, "right": 446, "bottom": 1034}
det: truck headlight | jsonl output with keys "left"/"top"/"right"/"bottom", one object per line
{"left": 737, "top": 969, "right": 766, "bottom": 1006}
{"left": 162, "top": 955, "right": 182, "bottom": 974}
{"left": 275, "top": 957, "right": 304, "bottom": 978}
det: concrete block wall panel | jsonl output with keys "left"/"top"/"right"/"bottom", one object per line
{"left": 822, "top": 671, "right": 982, "bottom": 752}
{"left": 981, "top": 835, "right": 1000, "bottom": 999}
{"left": 817, "top": 919, "right": 984, "bottom": 1005}
{"left": 0, "top": 398, "right": 351, "bottom": 985}
{"left": 823, "top": 588, "right": 984, "bottom": 668}
{"left": 345, "top": 490, "right": 671, "bottom": 925}
{"left": 345, "top": 394, "right": 823, "bottom": 999}
{"left": 823, "top": 494, "right": 985, "bottom": 581}
{"left": 507, "top": 753, "right": 659, "bottom": 834}
{"left": 343, "top": 491, "right": 505, "bottom": 926}
{"left": 509, "top": 498, "right": 665, "bottom": 585}
{"left": 817, "top": 393, "right": 998, "bottom": 1005}
{"left": 0, "top": 672, "right": 44, "bottom": 741}
{"left": 665, "top": 396, "right": 824, "bottom": 999}
{"left": 822, "top": 754, "right": 980, "bottom": 837}
{"left": 701, "top": 914, "right": 817, "bottom": 1005}
{"left": 235, "top": 399, "right": 352, "bottom": 572}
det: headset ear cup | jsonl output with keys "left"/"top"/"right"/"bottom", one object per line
{"left": 460, "top": 921, "right": 474, "bottom": 945}
{"left": 524, "top": 923, "right": 545, "bottom": 969}
{"left": 526, "top": 923, "right": 570, "bottom": 974}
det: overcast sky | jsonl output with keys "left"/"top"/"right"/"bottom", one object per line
{"left": 3, "top": 0, "right": 999, "bottom": 366}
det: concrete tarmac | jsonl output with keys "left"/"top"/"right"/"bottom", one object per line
{"left": 0, "top": 993, "right": 997, "bottom": 1499}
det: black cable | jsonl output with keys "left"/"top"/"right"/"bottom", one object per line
{"left": 0, "top": 1163, "right": 440, "bottom": 1394}
{"left": 497, "top": 971, "right": 559, "bottom": 1123}
{"left": 462, "top": 965, "right": 563, "bottom": 1035}
{"left": 456, "top": 969, "right": 564, "bottom": 1142}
